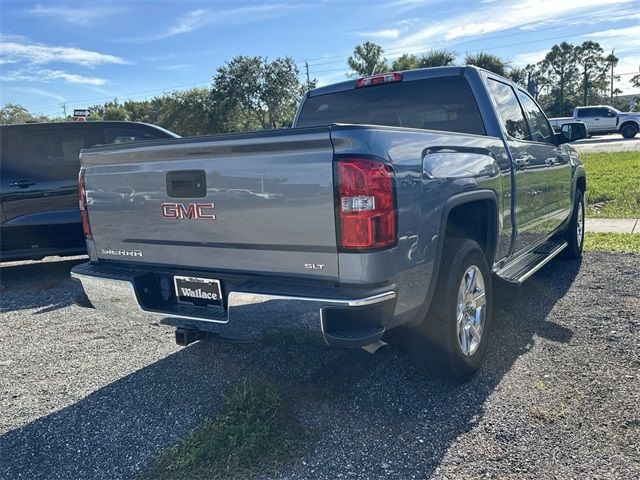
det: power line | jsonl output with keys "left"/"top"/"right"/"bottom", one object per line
{"left": 298, "top": 5, "right": 640, "bottom": 68}
{"left": 306, "top": 19, "right": 640, "bottom": 72}
{"left": 24, "top": 3, "right": 640, "bottom": 114}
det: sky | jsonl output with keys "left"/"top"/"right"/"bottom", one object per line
{"left": 1, "top": 0, "right": 639, "bottom": 117}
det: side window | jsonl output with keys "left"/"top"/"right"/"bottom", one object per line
{"left": 578, "top": 108, "right": 597, "bottom": 117}
{"left": 517, "top": 91, "right": 555, "bottom": 145}
{"left": 104, "top": 127, "right": 162, "bottom": 144}
{"left": 605, "top": 109, "right": 617, "bottom": 117}
{"left": 487, "top": 79, "right": 530, "bottom": 141}
{"left": 594, "top": 108, "right": 609, "bottom": 117}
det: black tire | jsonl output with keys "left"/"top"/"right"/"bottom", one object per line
{"left": 563, "top": 189, "right": 585, "bottom": 259}
{"left": 620, "top": 123, "right": 638, "bottom": 139}
{"left": 407, "top": 238, "right": 493, "bottom": 382}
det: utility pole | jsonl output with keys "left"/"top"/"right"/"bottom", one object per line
{"left": 610, "top": 48, "right": 615, "bottom": 105}
{"left": 304, "top": 61, "right": 310, "bottom": 85}
{"left": 61, "top": 102, "right": 67, "bottom": 117}
{"left": 583, "top": 65, "right": 588, "bottom": 106}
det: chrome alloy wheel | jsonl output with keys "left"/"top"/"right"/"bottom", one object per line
{"left": 456, "top": 265, "right": 486, "bottom": 357}
{"left": 577, "top": 197, "right": 584, "bottom": 247}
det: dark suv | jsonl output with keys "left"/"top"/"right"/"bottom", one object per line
{"left": 0, "top": 121, "right": 178, "bottom": 262}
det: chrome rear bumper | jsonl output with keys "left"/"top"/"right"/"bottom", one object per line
{"left": 71, "top": 265, "right": 396, "bottom": 347}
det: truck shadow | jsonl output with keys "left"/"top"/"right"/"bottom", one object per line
{"left": 0, "top": 258, "right": 85, "bottom": 314}
{"left": 0, "top": 258, "right": 581, "bottom": 479}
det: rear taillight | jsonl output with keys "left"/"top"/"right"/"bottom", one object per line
{"left": 336, "top": 158, "right": 396, "bottom": 251}
{"left": 78, "top": 169, "right": 92, "bottom": 239}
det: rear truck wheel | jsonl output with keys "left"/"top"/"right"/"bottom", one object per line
{"left": 408, "top": 238, "right": 493, "bottom": 382}
{"left": 562, "top": 189, "right": 585, "bottom": 259}
{"left": 620, "top": 123, "right": 638, "bottom": 139}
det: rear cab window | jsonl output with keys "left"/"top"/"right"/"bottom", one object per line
{"left": 104, "top": 127, "right": 165, "bottom": 144}
{"left": 296, "top": 76, "right": 486, "bottom": 136}
{"left": 0, "top": 125, "right": 102, "bottom": 182}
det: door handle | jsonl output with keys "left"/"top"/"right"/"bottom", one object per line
{"left": 514, "top": 158, "right": 529, "bottom": 169}
{"left": 9, "top": 180, "right": 36, "bottom": 188}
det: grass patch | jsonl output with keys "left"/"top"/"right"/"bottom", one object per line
{"left": 581, "top": 151, "right": 640, "bottom": 218}
{"left": 584, "top": 233, "right": 640, "bottom": 253}
{"left": 139, "top": 380, "right": 311, "bottom": 480}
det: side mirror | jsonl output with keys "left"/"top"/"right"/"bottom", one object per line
{"left": 558, "top": 122, "right": 587, "bottom": 144}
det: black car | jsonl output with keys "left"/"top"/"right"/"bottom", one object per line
{"left": 0, "top": 121, "right": 179, "bottom": 262}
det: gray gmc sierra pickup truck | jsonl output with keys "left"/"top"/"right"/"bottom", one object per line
{"left": 72, "top": 66, "right": 587, "bottom": 381}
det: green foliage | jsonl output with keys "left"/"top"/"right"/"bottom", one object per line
{"left": 390, "top": 50, "right": 456, "bottom": 71}
{"left": 582, "top": 151, "right": 640, "bottom": 219}
{"left": 211, "top": 55, "right": 307, "bottom": 132}
{"left": 347, "top": 41, "right": 388, "bottom": 77}
{"left": 156, "top": 88, "right": 213, "bottom": 136}
{"left": 533, "top": 41, "right": 621, "bottom": 115}
{"left": 508, "top": 67, "right": 528, "bottom": 87}
{"left": 584, "top": 233, "right": 640, "bottom": 253}
{"left": 538, "top": 42, "right": 579, "bottom": 116}
{"left": 0, "top": 103, "right": 49, "bottom": 124}
{"left": 464, "top": 52, "right": 507, "bottom": 76}
{"left": 102, "top": 106, "right": 130, "bottom": 121}
{"left": 390, "top": 53, "right": 418, "bottom": 71}
{"left": 417, "top": 49, "right": 456, "bottom": 68}
{"left": 139, "top": 380, "right": 311, "bottom": 480}
{"left": 576, "top": 41, "right": 610, "bottom": 106}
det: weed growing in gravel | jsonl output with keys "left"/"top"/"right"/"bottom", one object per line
{"left": 533, "top": 379, "right": 547, "bottom": 391}
{"left": 139, "top": 380, "right": 312, "bottom": 480}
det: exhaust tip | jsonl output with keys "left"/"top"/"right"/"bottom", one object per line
{"left": 362, "top": 340, "right": 388, "bottom": 354}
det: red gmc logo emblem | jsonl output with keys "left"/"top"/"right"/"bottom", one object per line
{"left": 161, "top": 202, "right": 216, "bottom": 220}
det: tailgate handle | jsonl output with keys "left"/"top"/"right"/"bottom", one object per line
{"left": 166, "top": 170, "right": 206, "bottom": 198}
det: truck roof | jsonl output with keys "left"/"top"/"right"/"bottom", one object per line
{"left": 308, "top": 65, "right": 474, "bottom": 98}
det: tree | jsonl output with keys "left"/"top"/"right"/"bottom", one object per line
{"left": 576, "top": 41, "right": 609, "bottom": 106}
{"left": 261, "top": 57, "right": 308, "bottom": 129}
{"left": 631, "top": 74, "right": 640, "bottom": 89}
{"left": 539, "top": 42, "right": 579, "bottom": 116}
{"left": 347, "top": 42, "right": 387, "bottom": 77}
{"left": 0, "top": 103, "right": 45, "bottom": 124}
{"left": 390, "top": 53, "right": 418, "bottom": 71}
{"left": 507, "top": 67, "right": 528, "bottom": 87}
{"left": 102, "top": 106, "right": 130, "bottom": 121}
{"left": 605, "top": 51, "right": 619, "bottom": 103}
{"left": 417, "top": 50, "right": 456, "bottom": 68}
{"left": 210, "top": 55, "right": 307, "bottom": 132}
{"left": 156, "top": 88, "right": 213, "bottom": 136}
{"left": 464, "top": 52, "right": 507, "bottom": 76}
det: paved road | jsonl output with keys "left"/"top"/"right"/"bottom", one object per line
{"left": 572, "top": 134, "right": 640, "bottom": 152}
{"left": 1, "top": 253, "right": 639, "bottom": 479}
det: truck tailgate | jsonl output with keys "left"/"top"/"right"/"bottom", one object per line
{"left": 81, "top": 127, "right": 339, "bottom": 280}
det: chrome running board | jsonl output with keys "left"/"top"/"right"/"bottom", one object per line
{"left": 496, "top": 239, "right": 568, "bottom": 284}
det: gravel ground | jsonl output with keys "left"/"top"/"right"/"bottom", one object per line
{"left": 1, "top": 252, "right": 639, "bottom": 479}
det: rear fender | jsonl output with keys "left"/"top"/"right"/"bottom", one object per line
{"left": 405, "top": 189, "right": 499, "bottom": 328}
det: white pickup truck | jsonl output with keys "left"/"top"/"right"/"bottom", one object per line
{"left": 549, "top": 106, "right": 640, "bottom": 138}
